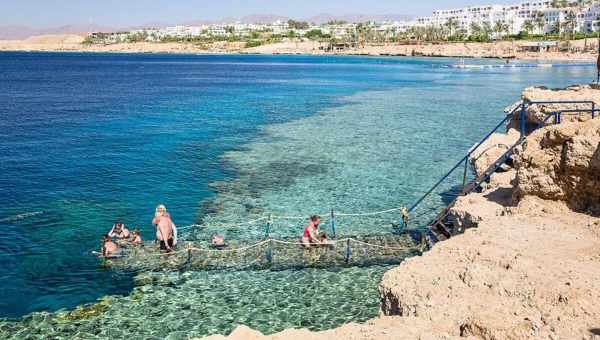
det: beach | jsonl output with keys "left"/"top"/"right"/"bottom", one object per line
{"left": 0, "top": 34, "right": 596, "bottom": 61}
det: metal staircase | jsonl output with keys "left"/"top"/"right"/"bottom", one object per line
{"left": 408, "top": 99, "right": 599, "bottom": 243}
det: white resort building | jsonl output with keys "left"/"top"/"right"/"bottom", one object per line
{"left": 413, "top": 0, "right": 600, "bottom": 36}
{"left": 87, "top": 0, "right": 600, "bottom": 44}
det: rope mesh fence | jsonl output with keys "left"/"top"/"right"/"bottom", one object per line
{"left": 106, "top": 233, "right": 422, "bottom": 273}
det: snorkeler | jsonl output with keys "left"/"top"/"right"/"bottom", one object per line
{"left": 101, "top": 235, "right": 120, "bottom": 257}
{"left": 108, "top": 221, "right": 130, "bottom": 240}
{"left": 301, "top": 215, "right": 322, "bottom": 248}
{"left": 152, "top": 204, "right": 176, "bottom": 252}
{"left": 211, "top": 233, "right": 226, "bottom": 249}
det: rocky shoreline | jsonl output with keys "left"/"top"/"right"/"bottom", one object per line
{"left": 0, "top": 34, "right": 596, "bottom": 62}
{"left": 202, "top": 85, "right": 600, "bottom": 339}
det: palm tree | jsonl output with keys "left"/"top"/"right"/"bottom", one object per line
{"left": 563, "top": 10, "right": 577, "bottom": 39}
{"left": 534, "top": 11, "right": 546, "bottom": 35}
{"left": 445, "top": 18, "right": 459, "bottom": 40}
{"left": 481, "top": 22, "right": 492, "bottom": 41}
{"left": 551, "top": 20, "right": 561, "bottom": 36}
{"left": 507, "top": 19, "right": 515, "bottom": 36}
{"left": 469, "top": 22, "right": 482, "bottom": 40}
{"left": 523, "top": 20, "right": 535, "bottom": 35}
{"left": 493, "top": 21, "right": 509, "bottom": 39}
{"left": 356, "top": 23, "right": 371, "bottom": 47}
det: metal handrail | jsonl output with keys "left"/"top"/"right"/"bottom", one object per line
{"left": 407, "top": 113, "right": 512, "bottom": 212}
{"left": 410, "top": 99, "right": 598, "bottom": 216}
{"left": 421, "top": 99, "right": 599, "bottom": 241}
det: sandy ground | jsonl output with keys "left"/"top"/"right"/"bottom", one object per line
{"left": 0, "top": 34, "right": 596, "bottom": 61}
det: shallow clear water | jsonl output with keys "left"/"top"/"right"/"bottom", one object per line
{"left": 0, "top": 52, "right": 594, "bottom": 337}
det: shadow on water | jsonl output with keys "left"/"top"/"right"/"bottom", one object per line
{"left": 439, "top": 184, "right": 466, "bottom": 206}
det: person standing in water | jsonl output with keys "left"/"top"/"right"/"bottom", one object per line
{"left": 152, "top": 204, "right": 177, "bottom": 252}
{"left": 108, "top": 221, "right": 130, "bottom": 240}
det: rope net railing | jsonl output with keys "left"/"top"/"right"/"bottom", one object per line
{"left": 105, "top": 233, "right": 422, "bottom": 273}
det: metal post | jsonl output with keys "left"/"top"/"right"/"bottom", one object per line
{"left": 330, "top": 208, "right": 336, "bottom": 238}
{"left": 592, "top": 102, "right": 596, "bottom": 119}
{"left": 597, "top": 28, "right": 600, "bottom": 83}
{"left": 186, "top": 246, "right": 192, "bottom": 268}
{"left": 345, "top": 239, "right": 352, "bottom": 264}
{"left": 266, "top": 240, "right": 273, "bottom": 265}
{"left": 265, "top": 214, "right": 273, "bottom": 238}
{"left": 519, "top": 101, "right": 528, "bottom": 139}
{"left": 461, "top": 158, "right": 469, "bottom": 190}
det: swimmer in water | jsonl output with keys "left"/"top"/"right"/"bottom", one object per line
{"left": 211, "top": 234, "right": 226, "bottom": 249}
{"left": 108, "top": 221, "right": 130, "bottom": 240}
{"left": 128, "top": 229, "right": 142, "bottom": 246}
{"left": 101, "top": 235, "right": 120, "bottom": 257}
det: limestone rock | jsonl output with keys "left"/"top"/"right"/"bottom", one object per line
{"left": 514, "top": 119, "right": 600, "bottom": 215}
{"left": 469, "top": 129, "right": 520, "bottom": 177}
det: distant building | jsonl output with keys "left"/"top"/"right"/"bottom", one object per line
{"left": 413, "top": 0, "right": 600, "bottom": 36}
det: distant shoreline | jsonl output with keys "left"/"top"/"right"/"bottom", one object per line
{"left": 0, "top": 34, "right": 597, "bottom": 62}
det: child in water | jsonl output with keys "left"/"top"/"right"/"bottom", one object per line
{"left": 128, "top": 229, "right": 142, "bottom": 246}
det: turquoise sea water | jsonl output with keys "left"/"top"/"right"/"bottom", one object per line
{"left": 0, "top": 52, "right": 594, "bottom": 338}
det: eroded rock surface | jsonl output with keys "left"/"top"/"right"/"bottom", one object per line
{"left": 514, "top": 119, "right": 600, "bottom": 216}
{"left": 469, "top": 129, "right": 520, "bottom": 177}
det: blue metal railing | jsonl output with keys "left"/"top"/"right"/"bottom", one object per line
{"left": 407, "top": 113, "right": 512, "bottom": 213}
{"left": 409, "top": 99, "right": 599, "bottom": 237}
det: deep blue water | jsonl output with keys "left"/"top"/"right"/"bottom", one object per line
{"left": 0, "top": 52, "right": 594, "bottom": 319}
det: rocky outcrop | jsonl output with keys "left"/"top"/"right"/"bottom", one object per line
{"left": 381, "top": 87, "right": 600, "bottom": 339}
{"left": 514, "top": 119, "right": 600, "bottom": 216}
{"left": 469, "top": 129, "right": 520, "bottom": 177}
{"left": 509, "top": 84, "right": 600, "bottom": 130}
{"left": 378, "top": 196, "right": 600, "bottom": 340}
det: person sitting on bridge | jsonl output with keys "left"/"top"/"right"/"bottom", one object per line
{"left": 301, "top": 215, "right": 322, "bottom": 248}
{"left": 101, "top": 235, "right": 120, "bottom": 257}
{"left": 108, "top": 221, "right": 131, "bottom": 240}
